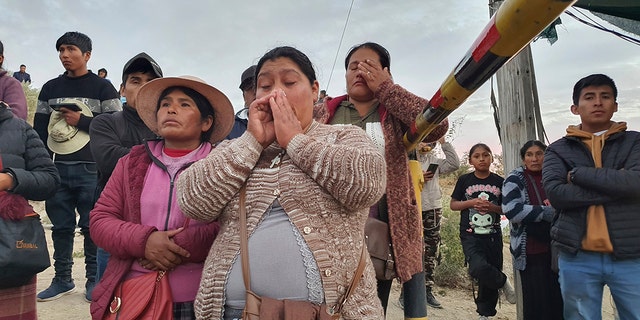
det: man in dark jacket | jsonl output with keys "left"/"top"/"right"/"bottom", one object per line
{"left": 543, "top": 73, "right": 640, "bottom": 319}
{"left": 226, "top": 64, "right": 255, "bottom": 139}
{"left": 13, "top": 64, "right": 31, "bottom": 83}
{"left": 89, "top": 52, "right": 162, "bottom": 284}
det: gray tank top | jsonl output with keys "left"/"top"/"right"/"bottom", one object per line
{"left": 224, "top": 199, "right": 324, "bottom": 310}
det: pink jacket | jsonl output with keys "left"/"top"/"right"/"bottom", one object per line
{"left": 89, "top": 140, "right": 219, "bottom": 319}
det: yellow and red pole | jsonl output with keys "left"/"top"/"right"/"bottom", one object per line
{"left": 403, "top": 0, "right": 577, "bottom": 150}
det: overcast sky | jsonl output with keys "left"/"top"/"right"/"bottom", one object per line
{"left": 2, "top": 0, "right": 639, "bottom": 156}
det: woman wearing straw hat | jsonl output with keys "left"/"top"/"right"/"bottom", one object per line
{"left": 89, "top": 76, "right": 235, "bottom": 320}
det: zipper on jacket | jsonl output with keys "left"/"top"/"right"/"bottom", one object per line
{"left": 144, "top": 141, "right": 196, "bottom": 231}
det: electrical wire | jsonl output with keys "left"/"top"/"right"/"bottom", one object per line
{"left": 326, "top": 0, "right": 355, "bottom": 91}
{"left": 565, "top": 7, "right": 640, "bottom": 46}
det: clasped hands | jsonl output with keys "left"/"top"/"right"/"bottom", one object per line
{"left": 247, "top": 89, "right": 304, "bottom": 149}
{"left": 140, "top": 228, "right": 190, "bottom": 271}
{"left": 470, "top": 198, "right": 497, "bottom": 214}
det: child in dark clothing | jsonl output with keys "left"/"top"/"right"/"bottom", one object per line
{"left": 450, "top": 143, "right": 515, "bottom": 319}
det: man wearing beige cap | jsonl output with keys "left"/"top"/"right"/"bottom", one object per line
{"left": 33, "top": 31, "right": 121, "bottom": 303}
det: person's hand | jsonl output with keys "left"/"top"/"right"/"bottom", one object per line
{"left": 543, "top": 199, "right": 551, "bottom": 206}
{"left": 357, "top": 59, "right": 392, "bottom": 94}
{"left": 143, "top": 228, "right": 190, "bottom": 271}
{"left": 438, "top": 136, "right": 446, "bottom": 145}
{"left": 247, "top": 93, "right": 276, "bottom": 148}
{"left": 270, "top": 89, "right": 303, "bottom": 149}
{"left": 0, "top": 172, "right": 14, "bottom": 192}
{"left": 472, "top": 198, "right": 492, "bottom": 214}
{"left": 59, "top": 107, "right": 81, "bottom": 126}
{"left": 137, "top": 258, "right": 160, "bottom": 271}
{"left": 422, "top": 170, "right": 434, "bottom": 182}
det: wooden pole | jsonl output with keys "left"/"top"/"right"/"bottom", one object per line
{"left": 489, "top": 1, "right": 541, "bottom": 173}
{"left": 489, "top": 2, "right": 543, "bottom": 319}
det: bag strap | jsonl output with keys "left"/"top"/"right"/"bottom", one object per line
{"left": 524, "top": 172, "right": 544, "bottom": 204}
{"left": 239, "top": 184, "right": 251, "bottom": 292}
{"left": 332, "top": 242, "right": 367, "bottom": 314}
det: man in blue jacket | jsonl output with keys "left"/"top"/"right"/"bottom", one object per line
{"left": 543, "top": 73, "right": 640, "bottom": 319}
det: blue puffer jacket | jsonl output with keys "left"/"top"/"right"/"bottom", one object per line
{"left": 542, "top": 126, "right": 640, "bottom": 260}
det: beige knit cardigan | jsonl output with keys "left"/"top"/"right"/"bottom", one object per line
{"left": 177, "top": 121, "right": 386, "bottom": 320}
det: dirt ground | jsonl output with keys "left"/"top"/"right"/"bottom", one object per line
{"left": 33, "top": 199, "right": 617, "bottom": 320}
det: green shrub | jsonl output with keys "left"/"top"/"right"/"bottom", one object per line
{"left": 433, "top": 197, "right": 471, "bottom": 288}
{"left": 22, "top": 82, "right": 39, "bottom": 125}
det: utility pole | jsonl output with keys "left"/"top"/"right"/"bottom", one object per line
{"left": 489, "top": 0, "right": 543, "bottom": 173}
{"left": 489, "top": 1, "right": 543, "bottom": 319}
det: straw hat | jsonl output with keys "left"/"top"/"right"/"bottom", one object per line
{"left": 47, "top": 98, "right": 93, "bottom": 155}
{"left": 135, "top": 76, "right": 234, "bottom": 144}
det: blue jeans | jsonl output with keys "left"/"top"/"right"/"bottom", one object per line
{"left": 46, "top": 162, "right": 98, "bottom": 282}
{"left": 95, "top": 247, "right": 110, "bottom": 282}
{"left": 558, "top": 250, "right": 640, "bottom": 320}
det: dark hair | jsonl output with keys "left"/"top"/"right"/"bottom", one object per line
{"left": 157, "top": 86, "right": 216, "bottom": 143}
{"left": 344, "top": 42, "right": 391, "bottom": 72}
{"left": 255, "top": 46, "right": 316, "bottom": 85}
{"left": 468, "top": 143, "right": 492, "bottom": 160}
{"left": 519, "top": 140, "right": 547, "bottom": 160}
{"left": 56, "top": 32, "right": 92, "bottom": 53}
{"left": 20, "top": 64, "right": 26, "bottom": 68}
{"left": 98, "top": 68, "right": 107, "bottom": 75}
{"left": 572, "top": 74, "right": 617, "bottom": 105}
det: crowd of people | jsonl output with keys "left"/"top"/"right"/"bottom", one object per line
{"left": 1, "top": 31, "right": 639, "bottom": 320}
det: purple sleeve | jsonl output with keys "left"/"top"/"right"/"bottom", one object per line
{"left": 0, "top": 75, "right": 28, "bottom": 120}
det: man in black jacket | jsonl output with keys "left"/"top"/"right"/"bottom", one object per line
{"left": 543, "top": 74, "right": 640, "bottom": 319}
{"left": 89, "top": 52, "right": 163, "bottom": 283}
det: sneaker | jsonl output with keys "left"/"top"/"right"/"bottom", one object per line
{"left": 500, "top": 278, "right": 516, "bottom": 304}
{"left": 37, "top": 278, "right": 76, "bottom": 302}
{"left": 479, "top": 316, "right": 489, "bottom": 320}
{"left": 426, "top": 287, "right": 443, "bottom": 309}
{"left": 84, "top": 280, "right": 96, "bottom": 302}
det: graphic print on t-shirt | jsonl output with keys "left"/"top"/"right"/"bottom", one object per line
{"left": 452, "top": 172, "right": 504, "bottom": 235}
{"left": 465, "top": 184, "right": 501, "bottom": 234}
